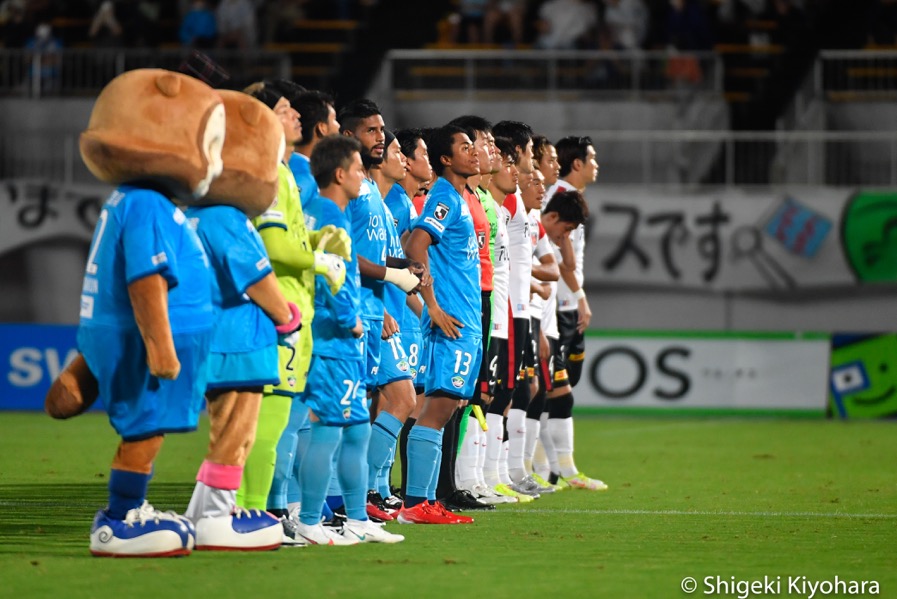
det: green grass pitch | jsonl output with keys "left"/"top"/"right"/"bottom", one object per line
{"left": 1, "top": 411, "right": 895, "bottom": 599}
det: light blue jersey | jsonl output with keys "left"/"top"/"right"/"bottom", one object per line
{"left": 412, "top": 177, "right": 481, "bottom": 337}
{"left": 185, "top": 205, "right": 276, "bottom": 354}
{"left": 303, "top": 194, "right": 363, "bottom": 360}
{"left": 288, "top": 152, "right": 320, "bottom": 220}
{"left": 346, "top": 178, "right": 387, "bottom": 321}
{"left": 79, "top": 185, "right": 213, "bottom": 333}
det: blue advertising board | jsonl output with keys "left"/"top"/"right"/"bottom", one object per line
{"left": 0, "top": 324, "right": 88, "bottom": 411}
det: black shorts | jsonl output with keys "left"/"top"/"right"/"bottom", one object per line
{"left": 548, "top": 336, "right": 569, "bottom": 389}
{"left": 528, "top": 316, "right": 541, "bottom": 382}
{"left": 556, "top": 309, "right": 585, "bottom": 369}
{"left": 510, "top": 316, "right": 531, "bottom": 384}
{"left": 488, "top": 336, "right": 510, "bottom": 394}
{"left": 477, "top": 291, "right": 493, "bottom": 392}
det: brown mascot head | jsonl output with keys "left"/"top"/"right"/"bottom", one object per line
{"left": 195, "top": 90, "right": 284, "bottom": 219}
{"left": 79, "top": 68, "right": 226, "bottom": 200}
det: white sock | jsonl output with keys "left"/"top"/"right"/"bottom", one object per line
{"left": 475, "top": 426, "right": 488, "bottom": 488}
{"left": 533, "top": 440, "right": 549, "bottom": 479}
{"left": 287, "top": 501, "right": 301, "bottom": 515}
{"left": 483, "top": 413, "right": 504, "bottom": 487}
{"left": 540, "top": 412, "right": 560, "bottom": 476}
{"left": 498, "top": 440, "right": 512, "bottom": 485}
{"left": 548, "top": 417, "right": 578, "bottom": 477}
{"left": 523, "top": 417, "right": 541, "bottom": 474}
{"left": 506, "top": 408, "right": 527, "bottom": 482}
{"left": 455, "top": 414, "right": 480, "bottom": 490}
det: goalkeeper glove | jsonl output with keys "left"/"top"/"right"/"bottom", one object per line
{"left": 310, "top": 225, "right": 352, "bottom": 260}
{"left": 314, "top": 251, "right": 346, "bottom": 295}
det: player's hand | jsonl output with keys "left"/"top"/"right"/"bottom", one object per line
{"left": 311, "top": 225, "right": 352, "bottom": 260}
{"left": 146, "top": 343, "right": 180, "bottom": 380}
{"left": 351, "top": 316, "right": 364, "bottom": 338}
{"left": 382, "top": 311, "right": 399, "bottom": 339}
{"left": 314, "top": 250, "right": 346, "bottom": 295}
{"left": 407, "top": 261, "right": 432, "bottom": 289}
{"left": 535, "top": 283, "right": 551, "bottom": 300}
{"left": 275, "top": 302, "right": 302, "bottom": 347}
{"left": 539, "top": 332, "right": 550, "bottom": 362}
{"left": 577, "top": 296, "right": 592, "bottom": 334}
{"left": 384, "top": 266, "right": 422, "bottom": 293}
{"left": 429, "top": 305, "right": 463, "bottom": 339}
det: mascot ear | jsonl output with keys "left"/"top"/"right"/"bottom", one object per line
{"left": 155, "top": 72, "right": 182, "bottom": 98}
{"left": 239, "top": 99, "right": 263, "bottom": 127}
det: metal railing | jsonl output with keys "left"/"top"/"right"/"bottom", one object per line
{"left": 0, "top": 48, "right": 292, "bottom": 98}
{"left": 372, "top": 49, "right": 723, "bottom": 100}
{"left": 817, "top": 50, "right": 897, "bottom": 99}
{"left": 6, "top": 129, "right": 895, "bottom": 187}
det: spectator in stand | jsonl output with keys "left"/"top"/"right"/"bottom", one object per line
{"left": 450, "top": 0, "right": 488, "bottom": 44}
{"left": 0, "top": 0, "right": 30, "bottom": 48}
{"left": 484, "top": 0, "right": 527, "bottom": 46}
{"left": 534, "top": 0, "right": 599, "bottom": 49}
{"left": 25, "top": 21, "right": 62, "bottom": 94}
{"left": 216, "top": 0, "right": 257, "bottom": 49}
{"left": 180, "top": 0, "right": 217, "bottom": 48}
{"left": 89, "top": 1, "right": 124, "bottom": 47}
{"left": 665, "top": 0, "right": 713, "bottom": 51}
{"left": 603, "top": 0, "right": 649, "bottom": 50}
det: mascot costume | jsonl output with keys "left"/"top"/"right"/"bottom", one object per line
{"left": 182, "top": 89, "right": 302, "bottom": 550}
{"left": 45, "top": 68, "right": 225, "bottom": 557}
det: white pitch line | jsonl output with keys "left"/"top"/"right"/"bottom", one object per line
{"left": 492, "top": 508, "right": 897, "bottom": 519}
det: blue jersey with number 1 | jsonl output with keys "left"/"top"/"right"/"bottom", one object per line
{"left": 412, "top": 177, "right": 481, "bottom": 336}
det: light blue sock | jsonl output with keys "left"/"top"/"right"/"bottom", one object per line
{"left": 268, "top": 397, "right": 308, "bottom": 510}
{"left": 338, "top": 422, "right": 372, "bottom": 521}
{"left": 404, "top": 425, "right": 442, "bottom": 508}
{"left": 367, "top": 411, "right": 402, "bottom": 492}
{"left": 298, "top": 422, "right": 341, "bottom": 525}
{"left": 376, "top": 442, "right": 396, "bottom": 499}
{"left": 427, "top": 429, "right": 444, "bottom": 502}
{"left": 287, "top": 419, "right": 311, "bottom": 505}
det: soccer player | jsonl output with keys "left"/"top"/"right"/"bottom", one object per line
{"left": 293, "top": 134, "right": 405, "bottom": 545}
{"left": 543, "top": 135, "right": 605, "bottom": 490}
{"left": 338, "top": 99, "right": 423, "bottom": 521}
{"left": 290, "top": 89, "right": 341, "bottom": 213}
{"left": 394, "top": 127, "right": 432, "bottom": 498}
{"left": 237, "top": 82, "right": 346, "bottom": 512}
{"left": 440, "top": 115, "right": 500, "bottom": 511}
{"left": 532, "top": 134, "right": 560, "bottom": 189}
{"left": 478, "top": 135, "right": 520, "bottom": 503}
{"left": 486, "top": 120, "right": 542, "bottom": 499}
{"left": 399, "top": 124, "right": 482, "bottom": 525}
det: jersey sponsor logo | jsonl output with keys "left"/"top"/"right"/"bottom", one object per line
{"left": 423, "top": 217, "right": 445, "bottom": 233}
{"left": 516, "top": 303, "right": 526, "bottom": 312}
{"left": 451, "top": 375, "right": 465, "bottom": 389}
{"left": 304, "top": 214, "right": 317, "bottom": 230}
{"left": 79, "top": 295, "right": 94, "bottom": 319}
{"left": 397, "top": 359, "right": 409, "bottom": 372}
{"left": 151, "top": 252, "right": 168, "bottom": 266}
{"left": 262, "top": 210, "right": 284, "bottom": 220}
{"left": 477, "top": 231, "right": 486, "bottom": 249}
{"left": 342, "top": 406, "right": 352, "bottom": 420}
{"left": 173, "top": 209, "right": 186, "bottom": 225}
{"left": 188, "top": 217, "right": 199, "bottom": 230}
{"left": 255, "top": 257, "right": 270, "bottom": 271}
{"left": 434, "top": 203, "right": 450, "bottom": 220}
{"left": 82, "top": 278, "right": 98, "bottom": 293}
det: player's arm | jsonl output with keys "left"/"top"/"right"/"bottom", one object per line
{"left": 244, "top": 272, "right": 294, "bottom": 327}
{"left": 405, "top": 228, "right": 462, "bottom": 339}
{"left": 356, "top": 254, "right": 423, "bottom": 294}
{"left": 258, "top": 226, "right": 315, "bottom": 276}
{"left": 406, "top": 293, "right": 423, "bottom": 319}
{"left": 557, "top": 233, "right": 591, "bottom": 332}
{"left": 128, "top": 274, "right": 179, "bottom": 380}
{"left": 532, "top": 252, "right": 559, "bottom": 282}
{"left": 382, "top": 309, "right": 399, "bottom": 339}
{"left": 531, "top": 279, "right": 551, "bottom": 300}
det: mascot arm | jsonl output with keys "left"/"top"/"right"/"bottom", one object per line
{"left": 245, "top": 272, "right": 293, "bottom": 326}
{"left": 127, "top": 274, "right": 180, "bottom": 380}
{"left": 259, "top": 225, "right": 315, "bottom": 277}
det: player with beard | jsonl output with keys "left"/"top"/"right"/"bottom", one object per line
{"left": 339, "top": 100, "right": 424, "bottom": 521}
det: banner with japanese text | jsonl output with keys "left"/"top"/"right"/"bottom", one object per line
{"left": 584, "top": 187, "right": 897, "bottom": 291}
